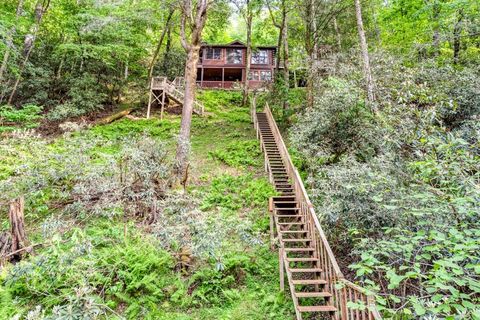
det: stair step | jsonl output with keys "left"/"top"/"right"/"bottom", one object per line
{"left": 277, "top": 219, "right": 302, "bottom": 225}
{"left": 297, "top": 305, "right": 337, "bottom": 313}
{"left": 292, "top": 279, "right": 327, "bottom": 285}
{"left": 289, "top": 268, "right": 322, "bottom": 273}
{"left": 295, "top": 292, "right": 332, "bottom": 298}
{"left": 282, "top": 238, "right": 312, "bottom": 242}
{"left": 284, "top": 247, "right": 314, "bottom": 252}
{"left": 287, "top": 257, "right": 318, "bottom": 262}
{"left": 281, "top": 230, "right": 308, "bottom": 234}
{"left": 276, "top": 215, "right": 302, "bottom": 218}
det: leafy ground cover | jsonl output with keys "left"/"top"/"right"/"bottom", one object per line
{"left": 288, "top": 54, "right": 480, "bottom": 318}
{"left": 0, "top": 91, "right": 294, "bottom": 319}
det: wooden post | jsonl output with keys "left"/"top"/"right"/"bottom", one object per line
{"left": 200, "top": 67, "right": 204, "bottom": 88}
{"left": 147, "top": 78, "right": 153, "bottom": 119}
{"left": 222, "top": 68, "right": 224, "bottom": 89}
{"left": 269, "top": 197, "right": 275, "bottom": 250}
{"left": 160, "top": 90, "right": 166, "bottom": 120}
{"left": 279, "top": 248, "right": 285, "bottom": 291}
{"left": 160, "top": 78, "right": 168, "bottom": 120}
{"left": 270, "top": 213, "right": 275, "bottom": 250}
{"left": 251, "top": 94, "right": 257, "bottom": 124}
{"left": 9, "top": 197, "right": 26, "bottom": 257}
{"left": 293, "top": 70, "right": 297, "bottom": 88}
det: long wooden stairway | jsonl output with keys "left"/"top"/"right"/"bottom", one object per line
{"left": 253, "top": 104, "right": 381, "bottom": 320}
{"left": 147, "top": 77, "right": 205, "bottom": 119}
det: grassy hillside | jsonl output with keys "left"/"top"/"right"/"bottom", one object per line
{"left": 0, "top": 91, "right": 294, "bottom": 319}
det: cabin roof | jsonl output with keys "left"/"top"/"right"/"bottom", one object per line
{"left": 201, "top": 40, "right": 276, "bottom": 50}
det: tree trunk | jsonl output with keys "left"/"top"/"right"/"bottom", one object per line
{"left": 174, "top": 49, "right": 199, "bottom": 178}
{"left": 275, "top": 25, "right": 283, "bottom": 71}
{"left": 354, "top": 0, "right": 376, "bottom": 108}
{"left": 333, "top": 16, "right": 342, "bottom": 51}
{"left": 453, "top": 9, "right": 464, "bottom": 64}
{"left": 9, "top": 197, "right": 27, "bottom": 259}
{"left": 242, "top": 4, "right": 252, "bottom": 107}
{"left": 432, "top": 1, "right": 440, "bottom": 57}
{"left": 162, "top": 24, "right": 173, "bottom": 72}
{"left": 0, "top": 0, "right": 25, "bottom": 82}
{"left": 266, "top": 0, "right": 283, "bottom": 72}
{"left": 148, "top": 8, "right": 174, "bottom": 80}
{"left": 282, "top": 11, "right": 290, "bottom": 113}
{"left": 304, "top": 0, "right": 317, "bottom": 109}
{"left": 8, "top": 0, "right": 50, "bottom": 105}
{"left": 175, "top": 0, "right": 209, "bottom": 181}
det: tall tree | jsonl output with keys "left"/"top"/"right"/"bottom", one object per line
{"left": 453, "top": 8, "right": 464, "bottom": 64}
{"left": 175, "top": 0, "right": 211, "bottom": 180}
{"left": 354, "top": 0, "right": 376, "bottom": 108}
{"left": 0, "top": 0, "right": 24, "bottom": 82}
{"left": 432, "top": 0, "right": 441, "bottom": 57}
{"left": 232, "top": 0, "right": 257, "bottom": 107}
{"left": 8, "top": 0, "right": 51, "bottom": 104}
{"left": 267, "top": 0, "right": 290, "bottom": 111}
{"left": 302, "top": 0, "right": 346, "bottom": 108}
{"left": 148, "top": 7, "right": 175, "bottom": 80}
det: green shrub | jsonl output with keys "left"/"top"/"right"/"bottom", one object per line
{"left": 415, "top": 64, "right": 480, "bottom": 127}
{"left": 289, "top": 52, "right": 480, "bottom": 318}
{"left": 201, "top": 174, "right": 275, "bottom": 211}
{"left": 209, "top": 140, "right": 261, "bottom": 168}
{"left": 290, "top": 77, "right": 379, "bottom": 164}
{"left": 0, "top": 223, "right": 177, "bottom": 318}
{"left": 47, "top": 74, "right": 107, "bottom": 121}
{"left": 0, "top": 104, "right": 43, "bottom": 128}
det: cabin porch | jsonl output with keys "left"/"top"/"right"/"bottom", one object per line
{"left": 196, "top": 67, "right": 272, "bottom": 89}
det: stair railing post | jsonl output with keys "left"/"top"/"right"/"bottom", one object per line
{"left": 279, "top": 247, "right": 285, "bottom": 291}
{"left": 147, "top": 78, "right": 154, "bottom": 119}
{"left": 160, "top": 89, "right": 166, "bottom": 120}
{"left": 269, "top": 197, "right": 275, "bottom": 250}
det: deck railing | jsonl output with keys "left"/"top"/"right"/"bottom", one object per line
{"left": 254, "top": 103, "right": 382, "bottom": 320}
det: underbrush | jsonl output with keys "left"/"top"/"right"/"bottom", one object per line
{"left": 289, "top": 52, "right": 480, "bottom": 318}
{"left": 209, "top": 140, "right": 261, "bottom": 168}
{"left": 0, "top": 104, "right": 43, "bottom": 132}
{"left": 85, "top": 118, "right": 179, "bottom": 141}
{"left": 1, "top": 90, "right": 294, "bottom": 319}
{"left": 201, "top": 174, "right": 275, "bottom": 211}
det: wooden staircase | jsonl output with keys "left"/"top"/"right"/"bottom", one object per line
{"left": 253, "top": 104, "right": 382, "bottom": 320}
{"left": 147, "top": 76, "right": 205, "bottom": 119}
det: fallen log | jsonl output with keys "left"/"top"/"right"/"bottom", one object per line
{"left": 97, "top": 108, "right": 134, "bottom": 125}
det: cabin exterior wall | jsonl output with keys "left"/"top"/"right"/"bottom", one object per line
{"left": 197, "top": 41, "right": 277, "bottom": 89}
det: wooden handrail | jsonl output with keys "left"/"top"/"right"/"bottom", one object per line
{"left": 259, "top": 103, "right": 381, "bottom": 320}
{"left": 151, "top": 77, "right": 205, "bottom": 115}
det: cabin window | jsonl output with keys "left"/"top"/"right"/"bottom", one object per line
{"left": 252, "top": 50, "right": 269, "bottom": 64}
{"left": 227, "top": 49, "right": 243, "bottom": 64}
{"left": 260, "top": 70, "right": 272, "bottom": 81}
{"left": 205, "top": 48, "right": 221, "bottom": 60}
{"left": 248, "top": 71, "right": 260, "bottom": 80}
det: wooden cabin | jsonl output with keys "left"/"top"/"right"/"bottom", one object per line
{"left": 197, "top": 40, "right": 277, "bottom": 89}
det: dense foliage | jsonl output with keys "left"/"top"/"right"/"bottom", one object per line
{"left": 289, "top": 52, "right": 480, "bottom": 317}
{"left": 0, "top": 91, "right": 294, "bottom": 319}
{"left": 1, "top": 0, "right": 479, "bottom": 318}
